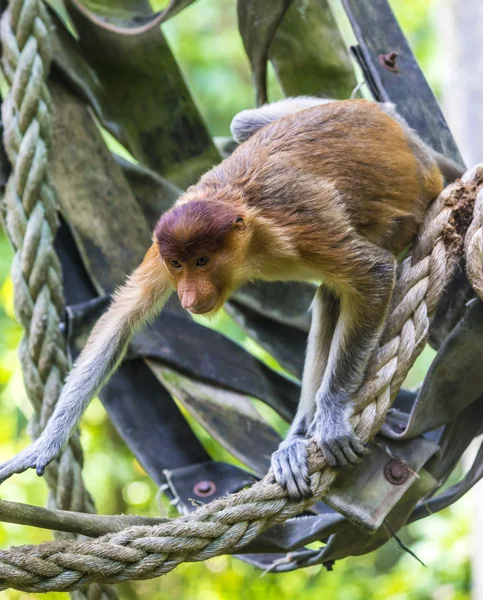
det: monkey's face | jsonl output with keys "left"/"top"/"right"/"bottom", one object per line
{"left": 156, "top": 201, "right": 251, "bottom": 314}
{"left": 165, "top": 253, "right": 233, "bottom": 315}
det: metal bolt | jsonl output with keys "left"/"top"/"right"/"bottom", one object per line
{"left": 193, "top": 480, "right": 217, "bottom": 497}
{"left": 378, "top": 51, "right": 399, "bottom": 73}
{"left": 384, "top": 459, "right": 410, "bottom": 485}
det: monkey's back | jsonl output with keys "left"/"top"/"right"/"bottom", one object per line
{"left": 209, "top": 100, "right": 444, "bottom": 256}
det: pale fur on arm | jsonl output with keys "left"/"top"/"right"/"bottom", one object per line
{"left": 0, "top": 245, "right": 171, "bottom": 482}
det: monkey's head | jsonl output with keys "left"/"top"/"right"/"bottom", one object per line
{"left": 154, "top": 199, "right": 250, "bottom": 315}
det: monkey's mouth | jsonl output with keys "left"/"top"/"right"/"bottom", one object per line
{"left": 187, "top": 301, "right": 217, "bottom": 315}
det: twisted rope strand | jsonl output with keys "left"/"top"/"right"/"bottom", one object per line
{"left": 0, "top": 1, "right": 116, "bottom": 598}
{"left": 0, "top": 165, "right": 481, "bottom": 593}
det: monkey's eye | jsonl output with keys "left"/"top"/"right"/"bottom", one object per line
{"left": 169, "top": 259, "right": 182, "bottom": 269}
{"left": 195, "top": 257, "right": 210, "bottom": 268}
{"left": 234, "top": 216, "right": 246, "bottom": 230}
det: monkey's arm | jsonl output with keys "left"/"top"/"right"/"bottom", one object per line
{"left": 307, "top": 243, "right": 396, "bottom": 469}
{"left": 272, "top": 237, "right": 395, "bottom": 498}
{"left": 271, "top": 286, "right": 339, "bottom": 500}
{"left": 0, "top": 244, "right": 171, "bottom": 482}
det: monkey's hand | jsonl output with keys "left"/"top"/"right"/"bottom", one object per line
{"left": 271, "top": 436, "right": 313, "bottom": 501}
{"left": 307, "top": 404, "right": 369, "bottom": 469}
{"left": 0, "top": 436, "right": 62, "bottom": 483}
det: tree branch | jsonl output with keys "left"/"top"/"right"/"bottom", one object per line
{"left": 0, "top": 498, "right": 168, "bottom": 538}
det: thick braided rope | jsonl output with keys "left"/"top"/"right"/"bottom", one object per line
{"left": 0, "top": 1, "right": 117, "bottom": 598}
{"left": 463, "top": 165, "right": 483, "bottom": 296}
{"left": 0, "top": 167, "right": 481, "bottom": 593}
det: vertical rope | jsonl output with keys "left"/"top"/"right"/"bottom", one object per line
{"left": 0, "top": 1, "right": 117, "bottom": 598}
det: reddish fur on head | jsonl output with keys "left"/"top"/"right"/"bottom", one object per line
{"left": 154, "top": 199, "right": 248, "bottom": 315}
{"left": 155, "top": 200, "right": 241, "bottom": 260}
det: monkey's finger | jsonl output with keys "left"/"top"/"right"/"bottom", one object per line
{"left": 272, "top": 454, "right": 303, "bottom": 501}
{"left": 286, "top": 469, "right": 312, "bottom": 502}
{"left": 289, "top": 442, "right": 311, "bottom": 483}
{"left": 271, "top": 445, "right": 312, "bottom": 501}
{"left": 286, "top": 474, "right": 310, "bottom": 502}
{"left": 287, "top": 444, "right": 312, "bottom": 499}
{"left": 321, "top": 444, "right": 339, "bottom": 469}
{"left": 326, "top": 440, "right": 350, "bottom": 468}
{"left": 339, "top": 441, "right": 361, "bottom": 465}
{"left": 272, "top": 451, "right": 293, "bottom": 493}
{"left": 0, "top": 443, "right": 41, "bottom": 483}
{"left": 349, "top": 437, "right": 370, "bottom": 457}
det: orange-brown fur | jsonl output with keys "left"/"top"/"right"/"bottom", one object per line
{"left": 122, "top": 243, "right": 168, "bottom": 321}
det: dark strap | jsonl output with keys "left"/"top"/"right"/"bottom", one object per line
{"left": 382, "top": 299, "right": 483, "bottom": 440}
{"left": 342, "top": 0, "right": 462, "bottom": 162}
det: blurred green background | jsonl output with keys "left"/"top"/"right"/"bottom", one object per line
{"left": 0, "top": 0, "right": 474, "bottom": 598}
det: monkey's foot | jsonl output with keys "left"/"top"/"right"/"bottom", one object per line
{"left": 271, "top": 437, "right": 313, "bottom": 501}
{"left": 308, "top": 416, "right": 369, "bottom": 469}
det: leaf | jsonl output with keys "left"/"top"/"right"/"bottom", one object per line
{"left": 341, "top": 0, "right": 462, "bottom": 161}
{"left": 226, "top": 301, "right": 307, "bottom": 379}
{"left": 233, "top": 282, "right": 313, "bottom": 332}
{"left": 114, "top": 155, "right": 182, "bottom": 228}
{"left": 50, "top": 79, "right": 152, "bottom": 291}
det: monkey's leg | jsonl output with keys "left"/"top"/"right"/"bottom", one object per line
{"left": 271, "top": 286, "right": 339, "bottom": 500}
{"left": 308, "top": 248, "right": 396, "bottom": 469}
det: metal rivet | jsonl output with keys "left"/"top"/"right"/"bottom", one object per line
{"left": 384, "top": 459, "right": 410, "bottom": 485}
{"left": 193, "top": 480, "right": 217, "bottom": 497}
{"left": 378, "top": 51, "right": 399, "bottom": 73}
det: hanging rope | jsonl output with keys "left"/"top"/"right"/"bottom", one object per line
{"left": 0, "top": 1, "right": 116, "bottom": 598}
{"left": 0, "top": 164, "right": 481, "bottom": 593}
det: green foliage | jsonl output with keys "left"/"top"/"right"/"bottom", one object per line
{"left": 0, "top": 0, "right": 473, "bottom": 598}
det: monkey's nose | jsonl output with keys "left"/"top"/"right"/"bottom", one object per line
{"left": 181, "top": 290, "right": 197, "bottom": 310}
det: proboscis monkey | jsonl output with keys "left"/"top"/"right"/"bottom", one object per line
{"left": 0, "top": 98, "right": 463, "bottom": 500}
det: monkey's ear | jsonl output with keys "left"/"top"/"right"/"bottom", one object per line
{"left": 234, "top": 216, "right": 247, "bottom": 230}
